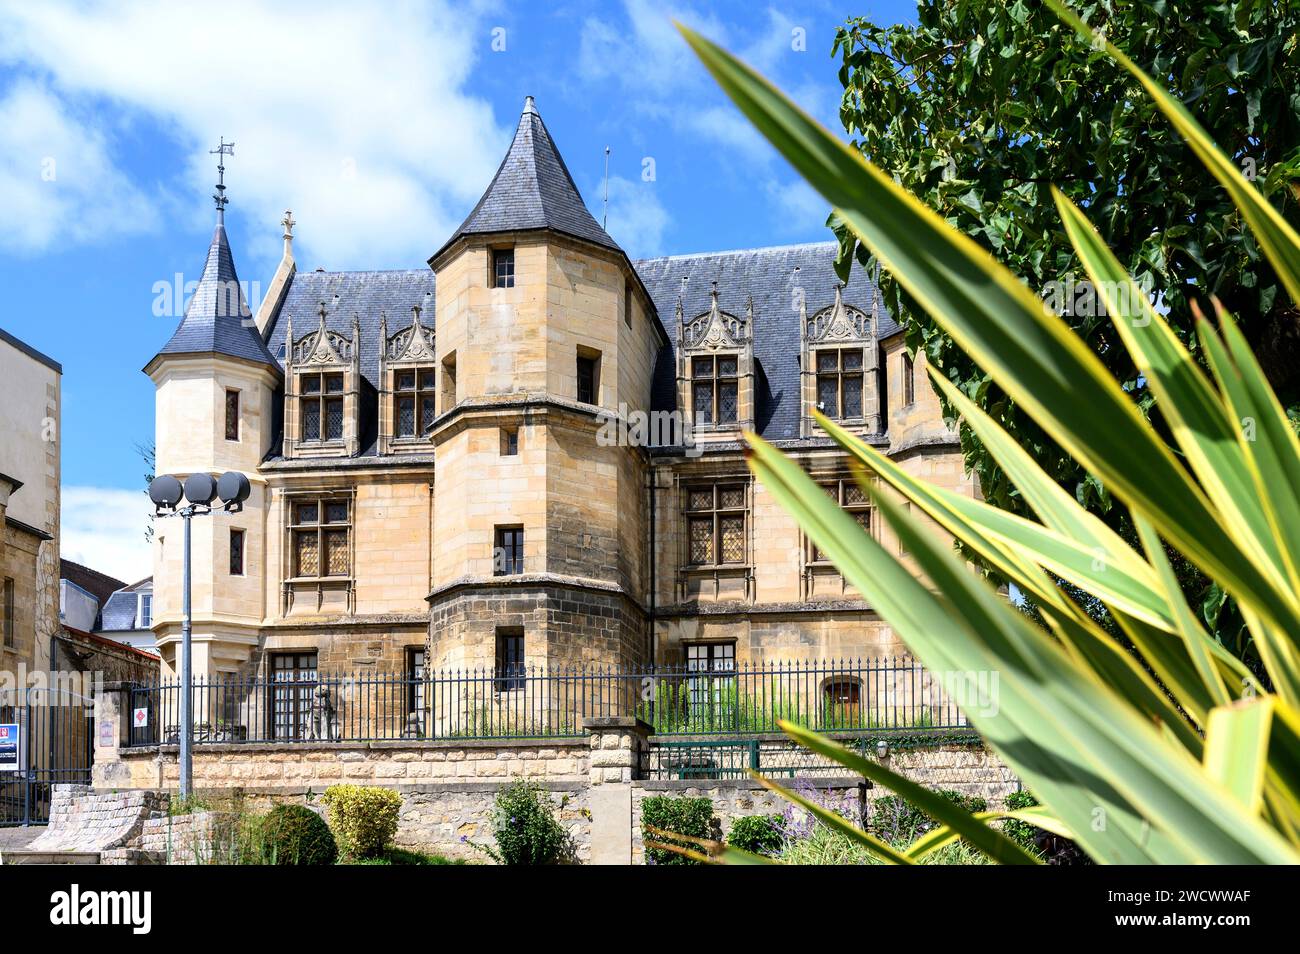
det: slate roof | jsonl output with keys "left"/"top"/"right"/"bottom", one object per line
{"left": 432, "top": 97, "right": 620, "bottom": 262}
{"left": 634, "top": 242, "right": 898, "bottom": 441}
{"left": 100, "top": 579, "right": 151, "bottom": 632}
{"left": 262, "top": 269, "right": 438, "bottom": 458}
{"left": 256, "top": 242, "right": 893, "bottom": 448}
{"left": 264, "top": 269, "right": 437, "bottom": 389}
{"left": 149, "top": 223, "right": 280, "bottom": 369}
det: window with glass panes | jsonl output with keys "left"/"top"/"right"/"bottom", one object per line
{"left": 492, "top": 248, "right": 515, "bottom": 288}
{"left": 815, "top": 348, "right": 865, "bottom": 420}
{"left": 686, "top": 642, "right": 735, "bottom": 725}
{"left": 291, "top": 498, "right": 351, "bottom": 579}
{"left": 224, "top": 389, "right": 240, "bottom": 441}
{"left": 902, "top": 352, "right": 916, "bottom": 406}
{"left": 270, "top": 652, "right": 318, "bottom": 741}
{"left": 229, "top": 528, "right": 245, "bottom": 576}
{"left": 494, "top": 526, "right": 523, "bottom": 575}
{"left": 495, "top": 628, "right": 524, "bottom": 690}
{"left": 691, "top": 355, "right": 738, "bottom": 426}
{"left": 300, "top": 371, "right": 344, "bottom": 441}
{"left": 576, "top": 355, "right": 597, "bottom": 404}
{"left": 407, "top": 648, "right": 426, "bottom": 718}
{"left": 810, "top": 479, "right": 871, "bottom": 563}
{"left": 685, "top": 483, "right": 746, "bottom": 566}
{"left": 395, "top": 367, "right": 436, "bottom": 438}
{"left": 686, "top": 641, "right": 735, "bottom": 673}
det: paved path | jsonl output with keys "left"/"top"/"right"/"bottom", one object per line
{"left": 0, "top": 826, "right": 46, "bottom": 852}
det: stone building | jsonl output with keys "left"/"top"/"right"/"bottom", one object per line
{"left": 0, "top": 327, "right": 60, "bottom": 683}
{"left": 145, "top": 98, "right": 974, "bottom": 692}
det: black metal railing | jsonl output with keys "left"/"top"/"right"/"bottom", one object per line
{"left": 124, "top": 656, "right": 971, "bottom": 747}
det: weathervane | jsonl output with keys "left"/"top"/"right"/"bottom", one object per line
{"left": 211, "top": 137, "right": 235, "bottom": 224}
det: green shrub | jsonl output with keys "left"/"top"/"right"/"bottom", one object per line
{"left": 320, "top": 784, "right": 403, "bottom": 860}
{"left": 641, "top": 795, "right": 715, "bottom": 865}
{"left": 1001, "top": 790, "right": 1040, "bottom": 852}
{"left": 870, "top": 789, "right": 987, "bottom": 845}
{"left": 488, "top": 780, "right": 570, "bottom": 865}
{"left": 257, "top": 804, "right": 337, "bottom": 865}
{"left": 726, "top": 814, "right": 785, "bottom": 856}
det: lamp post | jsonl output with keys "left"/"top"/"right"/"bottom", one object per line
{"left": 147, "top": 470, "right": 251, "bottom": 799}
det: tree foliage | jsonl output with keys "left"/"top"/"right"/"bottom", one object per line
{"left": 831, "top": 1, "right": 1300, "bottom": 653}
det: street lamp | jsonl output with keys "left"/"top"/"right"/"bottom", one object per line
{"left": 148, "top": 470, "right": 251, "bottom": 799}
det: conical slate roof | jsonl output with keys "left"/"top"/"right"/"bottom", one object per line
{"left": 433, "top": 96, "right": 621, "bottom": 260}
{"left": 149, "top": 222, "right": 280, "bottom": 369}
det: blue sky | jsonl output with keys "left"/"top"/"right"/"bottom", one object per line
{"left": 0, "top": 0, "right": 915, "bottom": 580}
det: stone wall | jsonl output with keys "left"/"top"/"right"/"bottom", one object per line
{"left": 91, "top": 690, "right": 1019, "bottom": 864}
{"left": 100, "top": 737, "right": 589, "bottom": 791}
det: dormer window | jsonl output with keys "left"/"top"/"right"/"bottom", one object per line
{"left": 282, "top": 304, "right": 361, "bottom": 458}
{"left": 691, "top": 355, "right": 738, "bottom": 426}
{"left": 301, "top": 372, "right": 344, "bottom": 442}
{"left": 377, "top": 306, "right": 437, "bottom": 454}
{"left": 137, "top": 593, "right": 152, "bottom": 629}
{"left": 677, "top": 283, "right": 752, "bottom": 437}
{"left": 492, "top": 247, "right": 515, "bottom": 288}
{"left": 800, "top": 285, "right": 881, "bottom": 435}
{"left": 815, "top": 348, "right": 865, "bottom": 420}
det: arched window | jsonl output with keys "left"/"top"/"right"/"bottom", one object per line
{"left": 822, "top": 678, "right": 862, "bottom": 729}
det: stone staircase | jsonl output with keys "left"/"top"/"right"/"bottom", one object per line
{"left": 0, "top": 785, "right": 169, "bottom": 865}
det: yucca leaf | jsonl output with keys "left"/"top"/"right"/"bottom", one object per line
{"left": 1047, "top": 0, "right": 1300, "bottom": 303}
{"left": 748, "top": 771, "right": 913, "bottom": 864}
{"left": 777, "top": 721, "right": 1039, "bottom": 864}
{"left": 1197, "top": 305, "right": 1300, "bottom": 607}
{"left": 1054, "top": 189, "right": 1300, "bottom": 678}
{"left": 748, "top": 429, "right": 1298, "bottom": 862}
{"left": 916, "top": 379, "right": 1246, "bottom": 718}
{"left": 1204, "top": 698, "right": 1274, "bottom": 816}
{"left": 747, "top": 432, "right": 1193, "bottom": 862}
{"left": 675, "top": 22, "right": 1292, "bottom": 659}
{"left": 818, "top": 414, "right": 1205, "bottom": 743}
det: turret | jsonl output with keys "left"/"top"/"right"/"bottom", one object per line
{"left": 142, "top": 141, "right": 280, "bottom": 677}
{"left": 424, "top": 97, "right": 664, "bottom": 670}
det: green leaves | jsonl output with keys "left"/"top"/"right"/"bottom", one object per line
{"left": 679, "top": 9, "right": 1300, "bottom": 864}
{"left": 830, "top": 1, "right": 1300, "bottom": 658}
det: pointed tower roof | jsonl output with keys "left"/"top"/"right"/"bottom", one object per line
{"left": 148, "top": 222, "right": 280, "bottom": 370}
{"left": 431, "top": 96, "right": 621, "bottom": 261}
{"left": 147, "top": 141, "right": 279, "bottom": 372}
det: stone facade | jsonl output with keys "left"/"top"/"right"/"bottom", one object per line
{"left": 144, "top": 98, "right": 977, "bottom": 694}
{"left": 0, "top": 329, "right": 60, "bottom": 684}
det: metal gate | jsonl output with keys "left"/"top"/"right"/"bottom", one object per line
{"left": 0, "top": 686, "right": 95, "bottom": 826}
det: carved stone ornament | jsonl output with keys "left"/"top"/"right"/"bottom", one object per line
{"left": 293, "top": 302, "right": 353, "bottom": 365}
{"left": 807, "top": 284, "right": 870, "bottom": 343}
{"left": 387, "top": 305, "right": 436, "bottom": 362}
{"left": 683, "top": 283, "right": 747, "bottom": 352}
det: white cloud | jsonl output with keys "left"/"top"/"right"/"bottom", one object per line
{"left": 0, "top": 0, "right": 508, "bottom": 267}
{"left": 0, "top": 79, "right": 157, "bottom": 253}
{"left": 577, "top": 1, "right": 838, "bottom": 237}
{"left": 61, "top": 486, "right": 154, "bottom": 584}
{"left": 603, "top": 175, "right": 670, "bottom": 258}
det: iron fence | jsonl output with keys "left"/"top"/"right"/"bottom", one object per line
{"left": 124, "top": 655, "right": 970, "bottom": 747}
{"left": 0, "top": 686, "right": 95, "bottom": 826}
